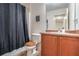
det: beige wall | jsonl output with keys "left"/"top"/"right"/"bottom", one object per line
{"left": 22, "top": 3, "right": 46, "bottom": 39}
{"left": 31, "top": 3, "right": 46, "bottom": 33}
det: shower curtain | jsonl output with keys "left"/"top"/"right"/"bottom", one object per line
{"left": 0, "top": 3, "right": 29, "bottom": 55}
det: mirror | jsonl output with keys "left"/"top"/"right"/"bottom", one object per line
{"left": 75, "top": 3, "right": 79, "bottom": 29}
{"left": 46, "top": 3, "right": 69, "bottom": 30}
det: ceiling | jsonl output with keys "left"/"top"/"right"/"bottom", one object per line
{"left": 46, "top": 3, "right": 69, "bottom": 12}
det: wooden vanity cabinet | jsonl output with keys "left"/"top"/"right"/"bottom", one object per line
{"left": 41, "top": 33, "right": 79, "bottom": 56}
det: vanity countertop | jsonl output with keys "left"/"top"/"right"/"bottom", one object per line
{"left": 41, "top": 32, "right": 79, "bottom": 38}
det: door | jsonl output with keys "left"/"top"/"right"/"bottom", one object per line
{"left": 60, "top": 36, "right": 79, "bottom": 56}
{"left": 41, "top": 34, "right": 58, "bottom": 56}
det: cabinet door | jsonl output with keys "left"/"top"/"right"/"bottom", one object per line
{"left": 41, "top": 34, "right": 58, "bottom": 56}
{"left": 60, "top": 36, "right": 79, "bottom": 56}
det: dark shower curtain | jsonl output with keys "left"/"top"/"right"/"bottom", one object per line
{"left": 0, "top": 3, "right": 10, "bottom": 55}
{"left": 0, "top": 3, "right": 29, "bottom": 55}
{"left": 22, "top": 5, "right": 29, "bottom": 42}
{"left": 16, "top": 4, "right": 25, "bottom": 48}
